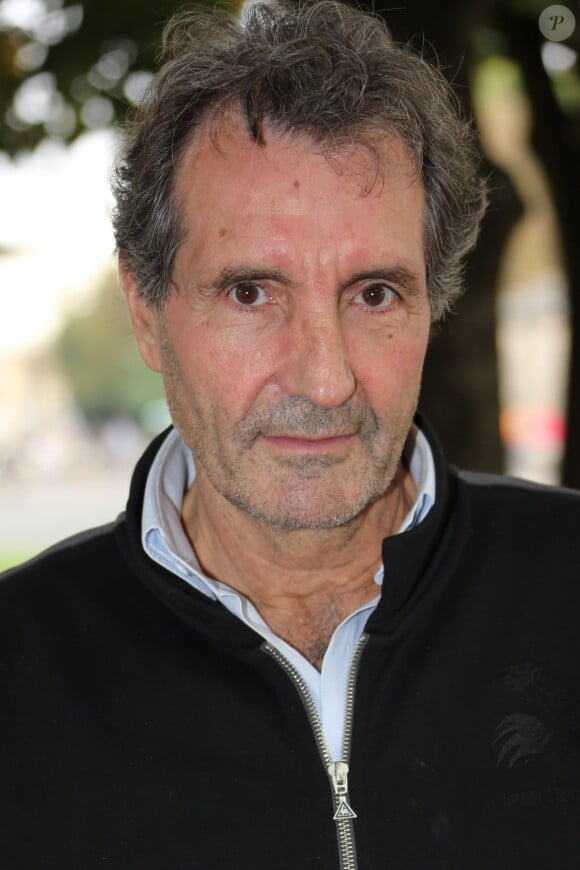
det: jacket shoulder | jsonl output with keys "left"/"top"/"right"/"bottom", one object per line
{"left": 454, "top": 468, "right": 580, "bottom": 541}
{"left": 457, "top": 468, "right": 580, "bottom": 504}
{"left": 0, "top": 520, "right": 122, "bottom": 600}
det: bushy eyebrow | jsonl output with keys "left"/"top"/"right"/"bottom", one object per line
{"left": 341, "top": 266, "right": 422, "bottom": 295}
{"left": 212, "top": 266, "right": 298, "bottom": 291}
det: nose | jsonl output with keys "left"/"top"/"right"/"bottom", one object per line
{"left": 279, "top": 311, "right": 356, "bottom": 408}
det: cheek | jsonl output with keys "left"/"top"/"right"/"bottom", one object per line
{"left": 197, "top": 326, "right": 281, "bottom": 413}
{"left": 351, "top": 328, "right": 429, "bottom": 406}
{"left": 164, "top": 296, "right": 285, "bottom": 422}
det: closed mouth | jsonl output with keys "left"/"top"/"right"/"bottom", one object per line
{"left": 261, "top": 433, "right": 356, "bottom": 449}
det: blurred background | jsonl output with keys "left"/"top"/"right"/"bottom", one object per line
{"left": 0, "top": 0, "right": 579, "bottom": 569}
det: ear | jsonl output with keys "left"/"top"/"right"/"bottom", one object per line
{"left": 119, "top": 260, "right": 162, "bottom": 373}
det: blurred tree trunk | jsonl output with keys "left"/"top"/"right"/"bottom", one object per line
{"left": 420, "top": 167, "right": 521, "bottom": 471}
{"left": 381, "top": 0, "right": 509, "bottom": 472}
{"left": 383, "top": 0, "right": 580, "bottom": 485}
{"left": 500, "top": 14, "right": 580, "bottom": 489}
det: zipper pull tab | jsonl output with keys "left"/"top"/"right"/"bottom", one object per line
{"left": 327, "top": 761, "right": 357, "bottom": 820}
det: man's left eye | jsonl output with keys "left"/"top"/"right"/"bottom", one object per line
{"left": 354, "top": 284, "right": 398, "bottom": 309}
{"left": 229, "top": 282, "right": 268, "bottom": 306}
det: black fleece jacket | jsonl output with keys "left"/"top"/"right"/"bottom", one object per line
{"left": 1, "top": 425, "right": 580, "bottom": 869}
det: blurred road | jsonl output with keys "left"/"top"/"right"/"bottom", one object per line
{"left": 0, "top": 473, "right": 130, "bottom": 557}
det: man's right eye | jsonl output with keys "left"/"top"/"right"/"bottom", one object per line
{"left": 229, "top": 283, "right": 268, "bottom": 306}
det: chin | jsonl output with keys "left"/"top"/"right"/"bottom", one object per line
{"left": 228, "top": 484, "right": 384, "bottom": 532}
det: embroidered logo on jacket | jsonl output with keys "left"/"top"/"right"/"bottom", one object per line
{"left": 494, "top": 661, "right": 580, "bottom": 769}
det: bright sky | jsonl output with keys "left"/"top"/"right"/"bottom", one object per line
{"left": 0, "top": 129, "right": 117, "bottom": 353}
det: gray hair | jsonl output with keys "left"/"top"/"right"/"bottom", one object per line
{"left": 112, "top": 0, "right": 487, "bottom": 320}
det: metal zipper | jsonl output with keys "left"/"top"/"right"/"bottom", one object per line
{"left": 262, "top": 633, "right": 369, "bottom": 870}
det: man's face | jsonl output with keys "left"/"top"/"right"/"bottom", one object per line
{"left": 128, "top": 116, "right": 431, "bottom": 531}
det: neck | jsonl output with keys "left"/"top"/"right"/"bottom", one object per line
{"left": 181, "top": 462, "right": 415, "bottom": 669}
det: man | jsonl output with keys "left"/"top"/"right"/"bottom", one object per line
{"left": 1, "top": 2, "right": 579, "bottom": 867}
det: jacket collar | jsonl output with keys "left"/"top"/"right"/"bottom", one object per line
{"left": 368, "top": 414, "right": 458, "bottom": 630}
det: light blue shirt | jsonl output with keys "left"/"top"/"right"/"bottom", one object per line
{"left": 142, "top": 425, "right": 435, "bottom": 760}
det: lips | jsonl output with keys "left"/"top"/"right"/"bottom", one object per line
{"left": 267, "top": 434, "right": 350, "bottom": 440}
{"left": 261, "top": 433, "right": 355, "bottom": 450}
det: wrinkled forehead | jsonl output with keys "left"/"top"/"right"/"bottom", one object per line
{"left": 176, "top": 109, "right": 421, "bottom": 201}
